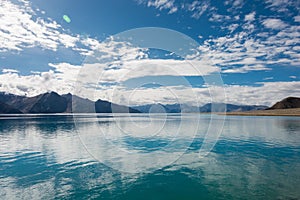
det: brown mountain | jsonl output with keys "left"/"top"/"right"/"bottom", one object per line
{"left": 268, "top": 97, "right": 300, "bottom": 110}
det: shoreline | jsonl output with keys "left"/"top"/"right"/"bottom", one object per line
{"left": 220, "top": 108, "right": 300, "bottom": 117}
{"left": 1, "top": 109, "right": 300, "bottom": 117}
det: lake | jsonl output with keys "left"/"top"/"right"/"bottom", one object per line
{"left": 0, "top": 114, "right": 299, "bottom": 199}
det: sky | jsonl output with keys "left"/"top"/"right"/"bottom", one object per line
{"left": 0, "top": 0, "right": 299, "bottom": 106}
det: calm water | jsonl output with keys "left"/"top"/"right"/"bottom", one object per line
{"left": 0, "top": 114, "right": 299, "bottom": 200}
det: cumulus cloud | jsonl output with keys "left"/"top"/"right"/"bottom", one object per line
{"left": 137, "top": 0, "right": 211, "bottom": 19}
{"left": 80, "top": 37, "right": 147, "bottom": 60}
{"left": 222, "top": 65, "right": 271, "bottom": 73}
{"left": 244, "top": 12, "right": 255, "bottom": 22}
{"left": 137, "top": 0, "right": 178, "bottom": 14}
{"left": 0, "top": 0, "right": 80, "bottom": 52}
{"left": 98, "top": 59, "right": 219, "bottom": 83}
{"left": 186, "top": 1, "right": 210, "bottom": 19}
{"left": 224, "top": 0, "right": 245, "bottom": 13}
{"left": 232, "top": 0, "right": 244, "bottom": 7}
{"left": 2, "top": 69, "right": 19, "bottom": 73}
{"left": 0, "top": 54, "right": 218, "bottom": 96}
{"left": 193, "top": 15, "right": 300, "bottom": 73}
{"left": 209, "top": 13, "right": 231, "bottom": 22}
{"left": 224, "top": 81, "right": 300, "bottom": 106}
{"left": 265, "top": 0, "right": 298, "bottom": 13}
{"left": 0, "top": 0, "right": 148, "bottom": 59}
{"left": 294, "top": 16, "right": 300, "bottom": 22}
{"left": 0, "top": 68, "right": 74, "bottom": 96}
{"left": 262, "top": 18, "right": 288, "bottom": 30}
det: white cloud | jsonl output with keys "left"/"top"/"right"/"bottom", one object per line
{"left": 209, "top": 13, "right": 231, "bottom": 22}
{"left": 0, "top": 56, "right": 219, "bottom": 98}
{"left": 80, "top": 37, "right": 147, "bottom": 60}
{"left": 137, "top": 0, "right": 210, "bottom": 19}
{"left": 263, "top": 77, "right": 274, "bottom": 80}
{"left": 0, "top": 0, "right": 146, "bottom": 59}
{"left": 138, "top": 0, "right": 178, "bottom": 14}
{"left": 294, "top": 16, "right": 300, "bottom": 22}
{"left": 48, "top": 62, "right": 81, "bottom": 81}
{"left": 0, "top": 0, "right": 80, "bottom": 52}
{"left": 0, "top": 62, "right": 82, "bottom": 96}
{"left": 224, "top": 0, "right": 244, "bottom": 12}
{"left": 265, "top": 0, "right": 296, "bottom": 13}
{"left": 193, "top": 16, "right": 300, "bottom": 72}
{"left": 262, "top": 18, "right": 288, "bottom": 30}
{"left": 244, "top": 12, "right": 255, "bottom": 22}
{"left": 99, "top": 59, "right": 219, "bottom": 83}
{"left": 224, "top": 81, "right": 300, "bottom": 106}
{"left": 222, "top": 65, "right": 270, "bottom": 73}
{"left": 187, "top": 1, "right": 210, "bottom": 19}
{"left": 2, "top": 69, "right": 19, "bottom": 73}
{"left": 227, "top": 24, "right": 239, "bottom": 32}
{"left": 232, "top": 0, "right": 244, "bottom": 7}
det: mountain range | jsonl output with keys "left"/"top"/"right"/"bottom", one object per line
{"left": 132, "top": 103, "right": 268, "bottom": 113}
{"left": 0, "top": 91, "right": 140, "bottom": 114}
{"left": 0, "top": 91, "right": 299, "bottom": 114}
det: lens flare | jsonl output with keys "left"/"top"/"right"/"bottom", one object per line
{"left": 63, "top": 15, "right": 71, "bottom": 23}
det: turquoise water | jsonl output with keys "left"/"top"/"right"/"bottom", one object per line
{"left": 0, "top": 114, "right": 299, "bottom": 199}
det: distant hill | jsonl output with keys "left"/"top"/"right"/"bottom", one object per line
{"left": 95, "top": 99, "right": 140, "bottom": 113}
{"left": 200, "top": 103, "right": 268, "bottom": 113}
{"left": 133, "top": 104, "right": 180, "bottom": 113}
{"left": 132, "top": 103, "right": 200, "bottom": 113}
{"left": 0, "top": 92, "right": 140, "bottom": 114}
{"left": 268, "top": 97, "right": 300, "bottom": 110}
{"left": 133, "top": 103, "right": 267, "bottom": 113}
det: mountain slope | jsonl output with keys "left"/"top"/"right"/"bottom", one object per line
{"left": 0, "top": 101, "right": 22, "bottom": 114}
{"left": 268, "top": 97, "right": 300, "bottom": 110}
{"left": 0, "top": 92, "right": 25, "bottom": 108}
{"left": 0, "top": 91, "right": 67, "bottom": 113}
{"left": 62, "top": 93, "right": 95, "bottom": 113}
{"left": 95, "top": 99, "right": 140, "bottom": 113}
{"left": 26, "top": 92, "right": 68, "bottom": 113}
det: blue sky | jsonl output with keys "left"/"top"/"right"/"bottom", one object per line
{"left": 0, "top": 0, "right": 299, "bottom": 106}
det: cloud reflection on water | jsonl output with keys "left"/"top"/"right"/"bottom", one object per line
{"left": 0, "top": 115, "right": 299, "bottom": 199}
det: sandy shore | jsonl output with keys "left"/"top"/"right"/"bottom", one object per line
{"left": 221, "top": 108, "right": 300, "bottom": 116}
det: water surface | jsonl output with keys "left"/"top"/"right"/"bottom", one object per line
{"left": 0, "top": 114, "right": 299, "bottom": 199}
